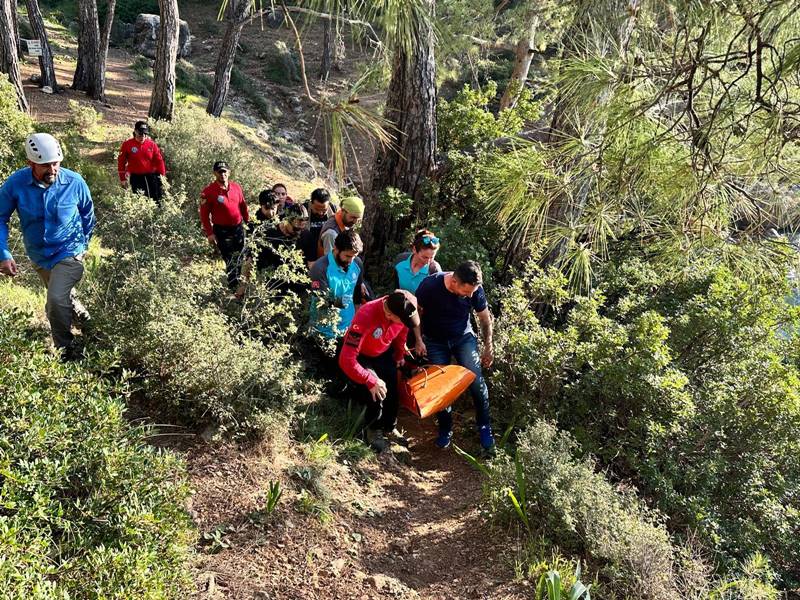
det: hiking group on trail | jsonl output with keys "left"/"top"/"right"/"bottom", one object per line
{"left": 0, "top": 127, "right": 496, "bottom": 455}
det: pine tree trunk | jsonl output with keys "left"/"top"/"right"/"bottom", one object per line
{"left": 0, "top": 0, "right": 28, "bottom": 112}
{"left": 73, "top": 0, "right": 103, "bottom": 100}
{"left": 149, "top": 0, "right": 179, "bottom": 121}
{"left": 97, "top": 0, "right": 116, "bottom": 96}
{"left": 499, "top": 13, "right": 539, "bottom": 111}
{"left": 319, "top": 19, "right": 332, "bottom": 81}
{"left": 10, "top": 0, "right": 22, "bottom": 59}
{"left": 24, "top": 0, "right": 58, "bottom": 90}
{"left": 206, "top": 0, "right": 249, "bottom": 118}
{"left": 362, "top": 0, "right": 437, "bottom": 278}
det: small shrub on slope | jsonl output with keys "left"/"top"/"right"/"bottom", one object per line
{"left": 0, "top": 75, "right": 34, "bottom": 181}
{"left": 0, "top": 309, "right": 193, "bottom": 599}
{"left": 85, "top": 190, "right": 305, "bottom": 436}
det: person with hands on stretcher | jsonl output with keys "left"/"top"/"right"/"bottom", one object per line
{"left": 338, "top": 290, "right": 422, "bottom": 453}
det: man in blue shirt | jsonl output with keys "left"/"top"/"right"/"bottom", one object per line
{"left": 0, "top": 133, "right": 96, "bottom": 360}
{"left": 415, "top": 260, "right": 495, "bottom": 453}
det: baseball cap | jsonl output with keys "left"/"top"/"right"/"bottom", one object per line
{"left": 386, "top": 290, "right": 420, "bottom": 329}
{"left": 213, "top": 160, "right": 229, "bottom": 172}
{"left": 134, "top": 120, "right": 149, "bottom": 133}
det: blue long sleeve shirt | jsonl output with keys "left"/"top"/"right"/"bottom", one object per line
{"left": 0, "top": 166, "right": 95, "bottom": 270}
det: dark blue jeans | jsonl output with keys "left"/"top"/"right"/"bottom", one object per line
{"left": 424, "top": 332, "right": 491, "bottom": 432}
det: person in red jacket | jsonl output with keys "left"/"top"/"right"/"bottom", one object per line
{"left": 117, "top": 121, "right": 166, "bottom": 203}
{"left": 199, "top": 161, "right": 250, "bottom": 291}
{"left": 338, "top": 290, "right": 421, "bottom": 452}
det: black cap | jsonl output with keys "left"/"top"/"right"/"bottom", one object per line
{"left": 134, "top": 120, "right": 149, "bottom": 133}
{"left": 213, "top": 160, "right": 229, "bottom": 172}
{"left": 386, "top": 290, "right": 420, "bottom": 329}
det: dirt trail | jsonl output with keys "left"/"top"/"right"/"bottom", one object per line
{"left": 187, "top": 412, "right": 527, "bottom": 600}
{"left": 20, "top": 48, "right": 152, "bottom": 127}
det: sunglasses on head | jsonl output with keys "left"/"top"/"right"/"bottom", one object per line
{"left": 422, "top": 235, "right": 440, "bottom": 246}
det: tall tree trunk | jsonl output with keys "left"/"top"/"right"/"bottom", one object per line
{"left": 97, "top": 0, "right": 116, "bottom": 97}
{"left": 499, "top": 11, "right": 539, "bottom": 111}
{"left": 362, "top": 0, "right": 437, "bottom": 278}
{"left": 206, "top": 0, "right": 249, "bottom": 118}
{"left": 540, "top": 0, "right": 641, "bottom": 270}
{"left": 24, "top": 0, "right": 58, "bottom": 90}
{"left": 0, "top": 0, "right": 28, "bottom": 112}
{"left": 10, "top": 0, "right": 22, "bottom": 59}
{"left": 149, "top": 0, "right": 179, "bottom": 121}
{"left": 73, "top": 0, "right": 103, "bottom": 100}
{"left": 319, "top": 18, "right": 333, "bottom": 81}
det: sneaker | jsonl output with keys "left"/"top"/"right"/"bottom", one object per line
{"left": 366, "top": 429, "right": 389, "bottom": 453}
{"left": 478, "top": 425, "right": 495, "bottom": 452}
{"left": 435, "top": 429, "right": 452, "bottom": 449}
{"left": 387, "top": 428, "right": 409, "bottom": 448}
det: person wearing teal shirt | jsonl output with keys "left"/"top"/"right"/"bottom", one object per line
{"left": 393, "top": 228, "right": 442, "bottom": 294}
{"left": 309, "top": 229, "right": 365, "bottom": 339}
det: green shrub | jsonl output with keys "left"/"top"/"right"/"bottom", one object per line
{"left": 490, "top": 258, "right": 800, "bottom": 587}
{"left": 150, "top": 104, "right": 267, "bottom": 202}
{"left": 0, "top": 75, "right": 34, "bottom": 181}
{"left": 0, "top": 309, "right": 193, "bottom": 598}
{"left": 84, "top": 190, "right": 307, "bottom": 436}
{"left": 485, "top": 420, "right": 778, "bottom": 599}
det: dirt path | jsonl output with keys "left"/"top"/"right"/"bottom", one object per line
{"left": 188, "top": 412, "right": 527, "bottom": 600}
{"left": 20, "top": 48, "right": 152, "bottom": 127}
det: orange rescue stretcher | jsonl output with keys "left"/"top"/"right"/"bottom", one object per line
{"left": 398, "top": 361, "right": 476, "bottom": 419}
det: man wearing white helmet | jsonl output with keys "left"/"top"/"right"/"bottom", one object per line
{"left": 0, "top": 133, "right": 96, "bottom": 361}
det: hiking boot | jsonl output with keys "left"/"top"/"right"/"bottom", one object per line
{"left": 435, "top": 429, "right": 452, "bottom": 449}
{"left": 386, "top": 428, "right": 409, "bottom": 447}
{"left": 367, "top": 429, "right": 389, "bottom": 453}
{"left": 60, "top": 342, "right": 85, "bottom": 363}
{"left": 478, "top": 425, "right": 496, "bottom": 453}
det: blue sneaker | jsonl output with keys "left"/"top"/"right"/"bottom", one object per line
{"left": 478, "top": 425, "right": 495, "bottom": 451}
{"left": 435, "top": 430, "right": 452, "bottom": 449}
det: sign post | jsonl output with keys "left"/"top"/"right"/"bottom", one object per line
{"left": 25, "top": 39, "right": 42, "bottom": 57}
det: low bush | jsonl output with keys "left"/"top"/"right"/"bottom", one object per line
{"left": 84, "top": 190, "right": 307, "bottom": 436}
{"left": 0, "top": 308, "right": 193, "bottom": 598}
{"left": 490, "top": 257, "right": 800, "bottom": 588}
{"left": 151, "top": 104, "right": 268, "bottom": 202}
{"left": 0, "top": 75, "right": 34, "bottom": 181}
{"left": 485, "top": 420, "right": 779, "bottom": 599}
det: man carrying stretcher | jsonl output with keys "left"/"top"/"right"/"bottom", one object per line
{"left": 338, "top": 290, "right": 423, "bottom": 453}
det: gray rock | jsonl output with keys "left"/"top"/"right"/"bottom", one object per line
{"left": 110, "top": 21, "right": 135, "bottom": 47}
{"left": 133, "top": 14, "right": 192, "bottom": 59}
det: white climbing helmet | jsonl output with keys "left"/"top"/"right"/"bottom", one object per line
{"left": 25, "top": 133, "right": 63, "bottom": 164}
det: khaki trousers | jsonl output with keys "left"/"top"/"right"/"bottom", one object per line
{"left": 34, "top": 256, "right": 88, "bottom": 349}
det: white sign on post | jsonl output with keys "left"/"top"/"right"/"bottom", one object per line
{"left": 26, "top": 39, "right": 43, "bottom": 57}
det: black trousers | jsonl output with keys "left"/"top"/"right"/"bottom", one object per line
{"left": 130, "top": 173, "right": 163, "bottom": 203}
{"left": 356, "top": 348, "right": 399, "bottom": 432}
{"left": 213, "top": 223, "right": 245, "bottom": 290}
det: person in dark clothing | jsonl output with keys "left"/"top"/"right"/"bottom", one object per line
{"left": 300, "top": 188, "right": 336, "bottom": 267}
{"left": 117, "top": 121, "right": 166, "bottom": 203}
{"left": 256, "top": 189, "right": 279, "bottom": 224}
{"left": 199, "top": 161, "right": 249, "bottom": 291}
{"left": 253, "top": 203, "right": 309, "bottom": 271}
{"left": 415, "top": 260, "right": 496, "bottom": 453}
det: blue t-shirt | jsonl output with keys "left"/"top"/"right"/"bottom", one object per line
{"left": 415, "top": 272, "right": 487, "bottom": 341}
